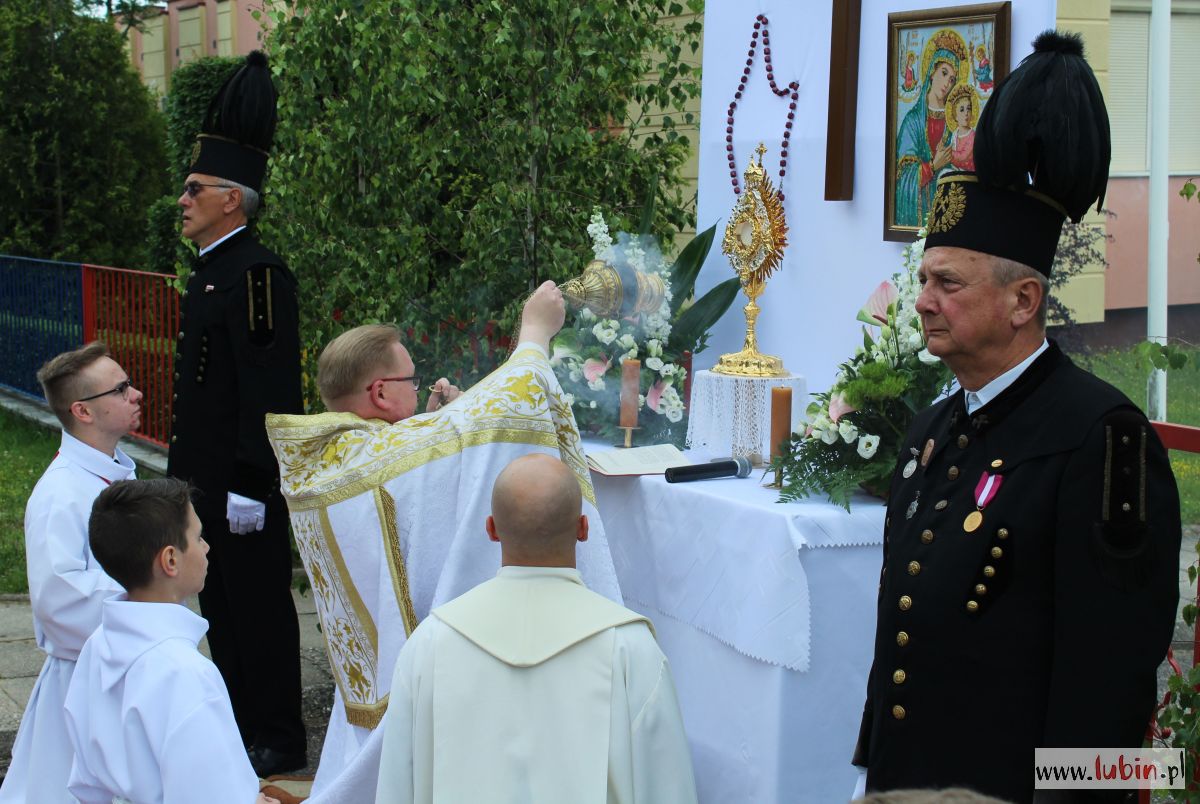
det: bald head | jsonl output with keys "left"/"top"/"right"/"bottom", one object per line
{"left": 487, "top": 454, "right": 588, "bottom": 567}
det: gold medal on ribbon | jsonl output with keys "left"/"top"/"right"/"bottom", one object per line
{"left": 965, "top": 470, "right": 1003, "bottom": 534}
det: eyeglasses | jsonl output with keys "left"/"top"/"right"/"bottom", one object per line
{"left": 77, "top": 378, "right": 136, "bottom": 402}
{"left": 182, "top": 181, "right": 233, "bottom": 198}
{"left": 367, "top": 376, "right": 421, "bottom": 392}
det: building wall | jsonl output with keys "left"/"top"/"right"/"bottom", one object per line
{"left": 1105, "top": 176, "right": 1200, "bottom": 308}
{"left": 1055, "top": 0, "right": 1111, "bottom": 324}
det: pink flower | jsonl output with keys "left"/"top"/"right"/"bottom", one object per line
{"left": 646, "top": 380, "right": 665, "bottom": 412}
{"left": 583, "top": 358, "right": 611, "bottom": 382}
{"left": 828, "top": 393, "right": 856, "bottom": 423}
{"left": 857, "top": 281, "right": 898, "bottom": 326}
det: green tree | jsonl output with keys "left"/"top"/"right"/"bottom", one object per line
{"left": 0, "top": 0, "right": 167, "bottom": 269}
{"left": 262, "top": 0, "right": 703, "bottom": 404}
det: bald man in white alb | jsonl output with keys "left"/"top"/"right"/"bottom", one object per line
{"left": 375, "top": 453, "right": 697, "bottom": 804}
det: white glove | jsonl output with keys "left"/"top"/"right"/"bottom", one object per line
{"left": 226, "top": 492, "right": 266, "bottom": 535}
{"left": 851, "top": 767, "right": 867, "bottom": 800}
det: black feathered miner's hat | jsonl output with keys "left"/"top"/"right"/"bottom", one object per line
{"left": 924, "top": 31, "right": 1111, "bottom": 276}
{"left": 189, "top": 51, "right": 278, "bottom": 194}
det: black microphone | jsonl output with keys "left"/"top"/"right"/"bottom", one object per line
{"left": 664, "top": 456, "right": 753, "bottom": 483}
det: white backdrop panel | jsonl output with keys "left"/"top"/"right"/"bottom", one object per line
{"left": 695, "top": 0, "right": 1057, "bottom": 396}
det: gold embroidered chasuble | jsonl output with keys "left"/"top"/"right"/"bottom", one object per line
{"left": 264, "top": 346, "right": 621, "bottom": 735}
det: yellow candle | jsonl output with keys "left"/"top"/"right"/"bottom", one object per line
{"left": 620, "top": 359, "right": 640, "bottom": 428}
{"left": 770, "top": 386, "right": 792, "bottom": 460}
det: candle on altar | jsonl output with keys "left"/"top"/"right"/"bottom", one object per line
{"left": 620, "top": 359, "right": 640, "bottom": 428}
{"left": 770, "top": 386, "right": 792, "bottom": 460}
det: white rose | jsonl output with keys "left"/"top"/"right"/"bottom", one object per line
{"left": 578, "top": 307, "right": 596, "bottom": 322}
{"left": 618, "top": 333, "right": 637, "bottom": 350}
{"left": 820, "top": 427, "right": 839, "bottom": 445}
{"left": 588, "top": 377, "right": 606, "bottom": 391}
{"left": 592, "top": 323, "right": 617, "bottom": 345}
{"left": 623, "top": 347, "right": 638, "bottom": 361}
{"left": 645, "top": 357, "right": 664, "bottom": 371}
{"left": 838, "top": 420, "right": 859, "bottom": 443}
{"left": 562, "top": 393, "right": 575, "bottom": 406}
{"left": 906, "top": 331, "right": 924, "bottom": 351}
{"left": 646, "top": 339, "right": 663, "bottom": 357}
{"left": 660, "top": 363, "right": 677, "bottom": 377}
{"left": 569, "top": 369, "right": 582, "bottom": 382}
{"left": 917, "top": 348, "right": 941, "bottom": 364}
{"left": 666, "top": 407, "right": 683, "bottom": 423}
{"left": 856, "top": 434, "right": 880, "bottom": 459}
{"left": 589, "top": 400, "right": 597, "bottom": 409}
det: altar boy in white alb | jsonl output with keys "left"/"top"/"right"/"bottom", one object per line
{"left": 375, "top": 453, "right": 697, "bottom": 804}
{"left": 0, "top": 343, "right": 139, "bottom": 804}
{"left": 63, "top": 478, "right": 276, "bottom": 804}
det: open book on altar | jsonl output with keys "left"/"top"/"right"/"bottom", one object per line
{"left": 586, "top": 444, "right": 690, "bottom": 476}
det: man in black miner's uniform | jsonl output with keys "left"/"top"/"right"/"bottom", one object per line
{"left": 852, "top": 32, "right": 1181, "bottom": 803}
{"left": 168, "top": 51, "right": 306, "bottom": 777}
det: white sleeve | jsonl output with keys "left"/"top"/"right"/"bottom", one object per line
{"left": 25, "top": 489, "right": 123, "bottom": 654}
{"left": 375, "top": 628, "right": 424, "bottom": 804}
{"left": 162, "top": 697, "right": 262, "bottom": 804}
{"left": 67, "top": 755, "right": 113, "bottom": 804}
{"left": 629, "top": 657, "right": 699, "bottom": 804}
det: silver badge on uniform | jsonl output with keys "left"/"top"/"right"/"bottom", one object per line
{"left": 905, "top": 490, "right": 921, "bottom": 520}
{"left": 902, "top": 447, "right": 919, "bottom": 479}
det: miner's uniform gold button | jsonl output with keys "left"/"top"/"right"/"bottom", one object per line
{"left": 975, "top": 584, "right": 987, "bottom": 595}
{"left": 893, "top": 669, "right": 907, "bottom": 684}
{"left": 907, "top": 561, "right": 921, "bottom": 576}
{"left": 921, "top": 529, "right": 934, "bottom": 544}
{"left": 171, "top": 435, "right": 177, "bottom": 444}
{"left": 898, "top": 595, "right": 913, "bottom": 611}
{"left": 892, "top": 705, "right": 906, "bottom": 720}
{"left": 957, "top": 435, "right": 969, "bottom": 448}
{"left": 896, "top": 631, "right": 910, "bottom": 647}
{"left": 991, "top": 546, "right": 1003, "bottom": 559}
{"left": 997, "top": 527, "right": 1009, "bottom": 539}
{"left": 991, "top": 459, "right": 1004, "bottom": 468}
{"left": 983, "top": 565, "right": 996, "bottom": 578}
{"left": 948, "top": 466, "right": 960, "bottom": 480}
{"left": 966, "top": 600, "right": 979, "bottom": 612}
{"left": 934, "top": 500, "right": 948, "bottom": 511}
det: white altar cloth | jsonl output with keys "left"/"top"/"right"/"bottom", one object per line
{"left": 585, "top": 440, "right": 885, "bottom": 804}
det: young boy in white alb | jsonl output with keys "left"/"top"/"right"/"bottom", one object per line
{"left": 63, "top": 478, "right": 278, "bottom": 804}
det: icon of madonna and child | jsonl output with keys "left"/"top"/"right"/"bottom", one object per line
{"left": 891, "top": 26, "right": 997, "bottom": 230}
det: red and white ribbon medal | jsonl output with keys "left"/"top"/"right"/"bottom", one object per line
{"left": 963, "top": 471, "right": 1003, "bottom": 532}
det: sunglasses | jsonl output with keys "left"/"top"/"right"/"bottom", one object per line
{"left": 77, "top": 378, "right": 136, "bottom": 402}
{"left": 183, "top": 181, "right": 233, "bottom": 198}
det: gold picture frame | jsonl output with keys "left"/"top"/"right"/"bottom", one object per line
{"left": 883, "top": 2, "right": 1010, "bottom": 242}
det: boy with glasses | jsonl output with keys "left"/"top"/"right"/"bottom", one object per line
{"left": 0, "top": 342, "right": 141, "bottom": 804}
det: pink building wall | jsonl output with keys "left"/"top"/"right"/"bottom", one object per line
{"left": 1104, "top": 176, "right": 1200, "bottom": 310}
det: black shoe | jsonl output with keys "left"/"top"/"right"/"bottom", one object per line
{"left": 247, "top": 744, "right": 306, "bottom": 777}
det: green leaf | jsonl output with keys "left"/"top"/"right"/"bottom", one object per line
{"left": 667, "top": 223, "right": 716, "bottom": 315}
{"left": 668, "top": 277, "right": 740, "bottom": 354}
{"left": 1189, "top": 565, "right": 1197, "bottom": 585}
{"left": 1181, "top": 179, "right": 1197, "bottom": 202}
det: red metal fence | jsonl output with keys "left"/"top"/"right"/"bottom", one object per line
{"left": 81, "top": 264, "right": 179, "bottom": 448}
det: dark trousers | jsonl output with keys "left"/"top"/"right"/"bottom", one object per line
{"left": 197, "top": 507, "right": 306, "bottom": 754}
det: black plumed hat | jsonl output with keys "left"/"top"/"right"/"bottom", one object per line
{"left": 188, "top": 51, "right": 278, "bottom": 193}
{"left": 924, "top": 31, "right": 1111, "bottom": 275}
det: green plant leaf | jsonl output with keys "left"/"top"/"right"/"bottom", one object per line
{"left": 668, "top": 276, "right": 740, "bottom": 354}
{"left": 1181, "top": 179, "right": 1197, "bottom": 202}
{"left": 667, "top": 224, "right": 717, "bottom": 315}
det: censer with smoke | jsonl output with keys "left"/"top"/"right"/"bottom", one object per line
{"left": 561, "top": 259, "right": 666, "bottom": 318}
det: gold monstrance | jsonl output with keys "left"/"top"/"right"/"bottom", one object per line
{"left": 712, "top": 144, "right": 788, "bottom": 377}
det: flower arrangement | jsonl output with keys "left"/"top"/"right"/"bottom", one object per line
{"left": 776, "top": 233, "right": 953, "bottom": 508}
{"left": 551, "top": 209, "right": 739, "bottom": 446}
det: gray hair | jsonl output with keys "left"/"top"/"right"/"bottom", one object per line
{"left": 990, "top": 256, "right": 1049, "bottom": 328}
{"left": 227, "top": 180, "right": 260, "bottom": 218}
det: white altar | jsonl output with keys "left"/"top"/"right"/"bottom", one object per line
{"left": 586, "top": 441, "right": 886, "bottom": 804}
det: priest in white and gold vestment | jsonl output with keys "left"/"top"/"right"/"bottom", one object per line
{"left": 264, "top": 283, "right": 622, "bottom": 801}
